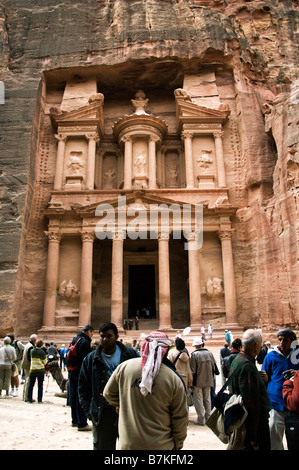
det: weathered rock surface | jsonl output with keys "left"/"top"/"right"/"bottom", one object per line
{"left": 0, "top": 0, "right": 298, "bottom": 335}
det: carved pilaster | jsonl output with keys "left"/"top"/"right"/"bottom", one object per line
{"left": 43, "top": 230, "right": 62, "bottom": 328}
{"left": 85, "top": 132, "right": 100, "bottom": 190}
{"left": 181, "top": 131, "right": 195, "bottom": 188}
{"left": 158, "top": 231, "right": 172, "bottom": 329}
{"left": 54, "top": 134, "right": 67, "bottom": 190}
{"left": 79, "top": 231, "right": 95, "bottom": 326}
{"left": 218, "top": 227, "right": 237, "bottom": 325}
{"left": 213, "top": 131, "right": 226, "bottom": 188}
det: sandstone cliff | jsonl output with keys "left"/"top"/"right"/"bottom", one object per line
{"left": 0, "top": 0, "right": 298, "bottom": 335}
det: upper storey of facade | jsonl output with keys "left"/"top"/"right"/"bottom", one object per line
{"left": 46, "top": 68, "right": 234, "bottom": 214}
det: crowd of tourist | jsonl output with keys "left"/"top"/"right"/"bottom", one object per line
{"left": 0, "top": 324, "right": 298, "bottom": 450}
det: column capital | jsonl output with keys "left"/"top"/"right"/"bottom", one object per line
{"left": 181, "top": 130, "right": 194, "bottom": 140}
{"left": 120, "top": 135, "right": 133, "bottom": 143}
{"left": 149, "top": 134, "right": 160, "bottom": 143}
{"left": 184, "top": 231, "right": 200, "bottom": 242}
{"left": 218, "top": 228, "right": 234, "bottom": 241}
{"left": 112, "top": 229, "right": 126, "bottom": 241}
{"left": 45, "top": 230, "right": 61, "bottom": 242}
{"left": 213, "top": 131, "right": 224, "bottom": 139}
{"left": 85, "top": 132, "right": 100, "bottom": 142}
{"left": 158, "top": 231, "right": 170, "bottom": 241}
{"left": 55, "top": 133, "right": 68, "bottom": 142}
{"left": 81, "top": 231, "right": 95, "bottom": 242}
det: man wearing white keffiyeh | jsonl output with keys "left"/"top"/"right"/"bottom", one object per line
{"left": 103, "top": 330, "right": 188, "bottom": 450}
{"left": 139, "top": 331, "right": 173, "bottom": 396}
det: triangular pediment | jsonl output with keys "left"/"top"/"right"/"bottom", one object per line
{"left": 175, "top": 92, "right": 230, "bottom": 132}
{"left": 75, "top": 191, "right": 199, "bottom": 217}
{"left": 50, "top": 95, "right": 104, "bottom": 135}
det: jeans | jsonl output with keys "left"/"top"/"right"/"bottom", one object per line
{"left": 68, "top": 372, "right": 88, "bottom": 428}
{"left": 27, "top": 375, "right": 44, "bottom": 402}
{"left": 93, "top": 405, "right": 118, "bottom": 450}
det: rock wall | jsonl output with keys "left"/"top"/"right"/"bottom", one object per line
{"left": 0, "top": 0, "right": 298, "bottom": 335}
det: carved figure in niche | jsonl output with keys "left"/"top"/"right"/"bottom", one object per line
{"left": 131, "top": 90, "right": 149, "bottom": 115}
{"left": 134, "top": 152, "right": 147, "bottom": 176}
{"left": 103, "top": 168, "right": 116, "bottom": 189}
{"left": 206, "top": 277, "right": 223, "bottom": 298}
{"left": 167, "top": 163, "right": 179, "bottom": 187}
{"left": 196, "top": 150, "right": 213, "bottom": 170}
{"left": 67, "top": 152, "right": 84, "bottom": 175}
{"left": 58, "top": 280, "right": 80, "bottom": 302}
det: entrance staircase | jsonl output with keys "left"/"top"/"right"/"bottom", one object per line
{"left": 120, "top": 318, "right": 245, "bottom": 346}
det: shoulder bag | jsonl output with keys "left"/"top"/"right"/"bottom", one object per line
{"left": 206, "top": 360, "right": 248, "bottom": 443}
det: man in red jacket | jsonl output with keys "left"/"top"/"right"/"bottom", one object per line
{"left": 283, "top": 370, "right": 299, "bottom": 450}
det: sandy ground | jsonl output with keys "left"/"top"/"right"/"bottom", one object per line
{"left": 0, "top": 346, "right": 285, "bottom": 452}
{"left": 0, "top": 379, "right": 227, "bottom": 451}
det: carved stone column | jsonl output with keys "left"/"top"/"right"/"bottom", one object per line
{"left": 122, "top": 136, "right": 133, "bottom": 190}
{"left": 79, "top": 231, "right": 95, "bottom": 326}
{"left": 111, "top": 230, "right": 125, "bottom": 329}
{"left": 86, "top": 133, "right": 99, "bottom": 190}
{"left": 54, "top": 134, "right": 67, "bottom": 190}
{"left": 218, "top": 228, "right": 238, "bottom": 325}
{"left": 186, "top": 233, "right": 202, "bottom": 328}
{"left": 43, "top": 231, "right": 61, "bottom": 327}
{"left": 158, "top": 232, "right": 172, "bottom": 329}
{"left": 214, "top": 131, "right": 227, "bottom": 188}
{"left": 148, "top": 135, "right": 158, "bottom": 189}
{"left": 182, "top": 131, "right": 195, "bottom": 188}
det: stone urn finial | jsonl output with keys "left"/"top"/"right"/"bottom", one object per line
{"left": 131, "top": 89, "right": 149, "bottom": 115}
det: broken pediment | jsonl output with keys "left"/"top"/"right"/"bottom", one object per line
{"left": 49, "top": 93, "right": 105, "bottom": 136}
{"left": 174, "top": 88, "right": 230, "bottom": 133}
{"left": 69, "top": 191, "right": 236, "bottom": 219}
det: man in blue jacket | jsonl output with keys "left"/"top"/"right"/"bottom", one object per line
{"left": 261, "top": 328, "right": 299, "bottom": 449}
{"left": 78, "top": 322, "right": 139, "bottom": 450}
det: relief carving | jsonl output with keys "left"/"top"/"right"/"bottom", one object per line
{"left": 57, "top": 280, "right": 80, "bottom": 303}
{"left": 103, "top": 168, "right": 116, "bottom": 189}
{"left": 66, "top": 152, "right": 84, "bottom": 175}
{"left": 196, "top": 149, "right": 213, "bottom": 170}
{"left": 131, "top": 89, "right": 149, "bottom": 115}
{"left": 134, "top": 152, "right": 147, "bottom": 176}
{"left": 206, "top": 277, "right": 223, "bottom": 298}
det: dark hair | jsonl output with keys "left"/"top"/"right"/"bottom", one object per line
{"left": 82, "top": 325, "right": 94, "bottom": 332}
{"left": 99, "top": 322, "right": 118, "bottom": 336}
{"left": 231, "top": 338, "right": 242, "bottom": 349}
{"left": 175, "top": 338, "right": 185, "bottom": 351}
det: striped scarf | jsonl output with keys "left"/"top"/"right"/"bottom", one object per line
{"left": 139, "top": 331, "right": 172, "bottom": 396}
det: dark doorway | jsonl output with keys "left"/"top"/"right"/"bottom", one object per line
{"left": 128, "top": 265, "right": 156, "bottom": 318}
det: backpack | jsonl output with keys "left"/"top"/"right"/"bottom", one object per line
{"left": 66, "top": 337, "right": 82, "bottom": 371}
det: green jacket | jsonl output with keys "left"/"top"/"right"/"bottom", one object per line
{"left": 228, "top": 351, "right": 271, "bottom": 444}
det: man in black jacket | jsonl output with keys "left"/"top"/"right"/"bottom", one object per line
{"left": 68, "top": 325, "right": 94, "bottom": 431}
{"left": 78, "top": 322, "right": 139, "bottom": 450}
